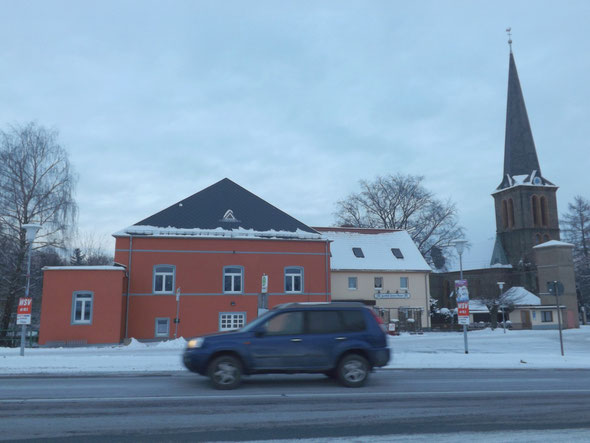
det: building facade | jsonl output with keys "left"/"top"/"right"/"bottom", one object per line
{"left": 315, "top": 227, "right": 431, "bottom": 331}
{"left": 39, "top": 179, "right": 330, "bottom": 345}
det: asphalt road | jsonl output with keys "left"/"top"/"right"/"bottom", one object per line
{"left": 1, "top": 369, "right": 590, "bottom": 441}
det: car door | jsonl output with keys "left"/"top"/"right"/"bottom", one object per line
{"left": 248, "top": 310, "right": 307, "bottom": 370}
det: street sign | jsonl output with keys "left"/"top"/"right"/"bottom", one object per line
{"left": 455, "top": 280, "right": 470, "bottom": 325}
{"left": 547, "top": 281, "right": 564, "bottom": 296}
{"left": 261, "top": 274, "right": 268, "bottom": 293}
{"left": 16, "top": 297, "right": 32, "bottom": 325}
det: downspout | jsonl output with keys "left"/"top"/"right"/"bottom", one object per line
{"left": 425, "top": 273, "right": 430, "bottom": 329}
{"left": 124, "top": 235, "right": 133, "bottom": 340}
{"left": 325, "top": 240, "right": 331, "bottom": 302}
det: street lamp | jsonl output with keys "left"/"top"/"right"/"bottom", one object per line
{"left": 497, "top": 282, "right": 506, "bottom": 333}
{"left": 453, "top": 239, "right": 469, "bottom": 354}
{"left": 20, "top": 223, "right": 41, "bottom": 357}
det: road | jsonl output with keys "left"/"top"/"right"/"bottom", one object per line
{"left": 1, "top": 369, "right": 590, "bottom": 441}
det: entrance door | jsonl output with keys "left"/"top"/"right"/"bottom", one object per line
{"left": 520, "top": 310, "right": 532, "bottom": 329}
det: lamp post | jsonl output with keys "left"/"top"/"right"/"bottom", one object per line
{"left": 453, "top": 239, "right": 469, "bottom": 354}
{"left": 20, "top": 223, "right": 42, "bottom": 357}
{"left": 497, "top": 282, "right": 506, "bottom": 333}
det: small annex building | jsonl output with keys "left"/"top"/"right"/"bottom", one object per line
{"left": 39, "top": 179, "right": 330, "bottom": 346}
{"left": 313, "top": 227, "right": 431, "bottom": 332}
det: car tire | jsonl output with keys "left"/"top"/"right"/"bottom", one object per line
{"left": 337, "top": 354, "right": 369, "bottom": 388}
{"left": 208, "top": 355, "right": 243, "bottom": 390}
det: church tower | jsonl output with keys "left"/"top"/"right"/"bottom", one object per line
{"left": 492, "top": 40, "right": 560, "bottom": 273}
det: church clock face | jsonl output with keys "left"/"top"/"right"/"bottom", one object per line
{"left": 533, "top": 177, "right": 542, "bottom": 185}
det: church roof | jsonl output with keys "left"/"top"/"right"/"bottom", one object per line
{"left": 114, "top": 178, "right": 321, "bottom": 240}
{"left": 497, "top": 51, "right": 554, "bottom": 191}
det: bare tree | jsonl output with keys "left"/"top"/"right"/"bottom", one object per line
{"left": 68, "top": 231, "right": 113, "bottom": 266}
{"left": 561, "top": 195, "right": 590, "bottom": 319}
{"left": 334, "top": 174, "right": 465, "bottom": 267}
{"left": 0, "top": 122, "right": 77, "bottom": 336}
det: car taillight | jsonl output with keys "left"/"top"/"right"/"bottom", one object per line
{"left": 369, "top": 309, "right": 388, "bottom": 333}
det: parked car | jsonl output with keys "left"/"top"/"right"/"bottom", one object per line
{"left": 183, "top": 302, "right": 390, "bottom": 389}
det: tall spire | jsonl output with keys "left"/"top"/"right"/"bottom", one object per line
{"left": 498, "top": 39, "right": 548, "bottom": 190}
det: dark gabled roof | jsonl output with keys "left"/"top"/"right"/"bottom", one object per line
{"left": 132, "top": 178, "right": 318, "bottom": 235}
{"left": 498, "top": 51, "right": 552, "bottom": 190}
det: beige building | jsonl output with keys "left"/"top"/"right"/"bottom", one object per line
{"left": 314, "top": 227, "right": 432, "bottom": 331}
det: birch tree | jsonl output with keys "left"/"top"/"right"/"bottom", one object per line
{"left": 0, "top": 123, "right": 77, "bottom": 336}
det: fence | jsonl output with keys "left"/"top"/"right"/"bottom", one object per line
{"left": 0, "top": 329, "right": 38, "bottom": 348}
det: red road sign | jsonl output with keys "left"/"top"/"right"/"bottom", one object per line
{"left": 17, "top": 298, "right": 32, "bottom": 315}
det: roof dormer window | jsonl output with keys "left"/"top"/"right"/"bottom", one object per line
{"left": 352, "top": 247, "right": 364, "bottom": 258}
{"left": 391, "top": 248, "right": 404, "bottom": 259}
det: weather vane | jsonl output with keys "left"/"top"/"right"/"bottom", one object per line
{"left": 506, "top": 27, "right": 512, "bottom": 52}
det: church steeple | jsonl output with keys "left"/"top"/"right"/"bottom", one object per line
{"left": 497, "top": 45, "right": 553, "bottom": 190}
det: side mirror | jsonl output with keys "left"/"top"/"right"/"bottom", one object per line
{"left": 254, "top": 326, "right": 266, "bottom": 338}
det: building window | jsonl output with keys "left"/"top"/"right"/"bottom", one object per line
{"left": 153, "top": 265, "right": 175, "bottom": 294}
{"left": 535, "top": 233, "right": 542, "bottom": 244}
{"left": 285, "top": 267, "right": 303, "bottom": 293}
{"left": 540, "top": 196, "right": 548, "bottom": 227}
{"left": 541, "top": 311, "right": 553, "bottom": 322}
{"left": 155, "top": 318, "right": 170, "bottom": 337}
{"left": 502, "top": 200, "right": 508, "bottom": 229}
{"left": 348, "top": 277, "right": 358, "bottom": 290}
{"left": 400, "top": 277, "right": 409, "bottom": 290}
{"left": 224, "top": 266, "right": 243, "bottom": 293}
{"left": 219, "top": 312, "right": 246, "bottom": 331}
{"left": 391, "top": 248, "right": 404, "bottom": 259}
{"left": 532, "top": 195, "right": 540, "bottom": 227}
{"left": 543, "top": 234, "right": 550, "bottom": 242}
{"left": 71, "top": 292, "right": 93, "bottom": 324}
{"left": 374, "top": 277, "right": 383, "bottom": 290}
{"left": 352, "top": 247, "right": 364, "bottom": 258}
{"left": 508, "top": 198, "right": 515, "bottom": 228}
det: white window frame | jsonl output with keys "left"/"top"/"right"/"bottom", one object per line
{"left": 400, "top": 277, "right": 409, "bottom": 290}
{"left": 155, "top": 317, "right": 170, "bottom": 337}
{"left": 223, "top": 266, "right": 244, "bottom": 294}
{"left": 285, "top": 267, "right": 303, "bottom": 293}
{"left": 348, "top": 277, "right": 358, "bottom": 290}
{"left": 153, "top": 265, "right": 175, "bottom": 294}
{"left": 71, "top": 291, "right": 93, "bottom": 325}
{"left": 219, "top": 312, "right": 246, "bottom": 331}
{"left": 374, "top": 277, "right": 383, "bottom": 290}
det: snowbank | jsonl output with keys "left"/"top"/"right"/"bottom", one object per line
{"left": 1, "top": 328, "right": 589, "bottom": 375}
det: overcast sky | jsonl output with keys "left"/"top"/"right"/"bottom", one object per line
{"left": 1, "top": 1, "right": 588, "bottom": 252}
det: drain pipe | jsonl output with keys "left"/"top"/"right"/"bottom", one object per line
{"left": 124, "top": 234, "right": 133, "bottom": 341}
{"left": 325, "top": 240, "right": 331, "bottom": 302}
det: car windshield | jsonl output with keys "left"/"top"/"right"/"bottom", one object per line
{"left": 240, "top": 310, "right": 276, "bottom": 332}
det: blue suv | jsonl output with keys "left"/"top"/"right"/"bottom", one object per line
{"left": 183, "top": 302, "right": 390, "bottom": 389}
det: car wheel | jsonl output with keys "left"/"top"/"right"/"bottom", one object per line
{"left": 337, "top": 354, "right": 369, "bottom": 387}
{"left": 208, "top": 355, "right": 242, "bottom": 390}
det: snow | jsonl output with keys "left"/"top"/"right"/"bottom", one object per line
{"left": 113, "top": 225, "right": 323, "bottom": 240}
{"left": 533, "top": 240, "right": 574, "bottom": 248}
{"left": 469, "top": 299, "right": 489, "bottom": 312}
{"left": 502, "top": 286, "right": 540, "bottom": 305}
{"left": 319, "top": 230, "right": 431, "bottom": 272}
{"left": 2, "top": 327, "right": 590, "bottom": 375}
{"left": 42, "top": 266, "right": 125, "bottom": 271}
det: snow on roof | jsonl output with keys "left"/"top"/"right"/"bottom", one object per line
{"left": 444, "top": 236, "right": 512, "bottom": 273}
{"left": 501, "top": 287, "right": 540, "bottom": 306}
{"left": 113, "top": 225, "right": 323, "bottom": 241}
{"left": 533, "top": 240, "right": 574, "bottom": 249}
{"left": 42, "top": 266, "right": 125, "bottom": 271}
{"left": 318, "top": 229, "right": 430, "bottom": 272}
{"left": 469, "top": 299, "right": 489, "bottom": 313}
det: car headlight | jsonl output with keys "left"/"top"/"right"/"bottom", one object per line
{"left": 187, "top": 337, "right": 205, "bottom": 349}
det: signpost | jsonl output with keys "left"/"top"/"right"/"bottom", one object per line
{"left": 455, "top": 279, "right": 469, "bottom": 354}
{"left": 174, "top": 288, "right": 181, "bottom": 339}
{"left": 547, "top": 281, "right": 565, "bottom": 356}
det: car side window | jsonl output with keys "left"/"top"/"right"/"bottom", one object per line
{"left": 340, "top": 310, "right": 366, "bottom": 332}
{"left": 264, "top": 311, "right": 304, "bottom": 336}
{"left": 307, "top": 310, "right": 344, "bottom": 334}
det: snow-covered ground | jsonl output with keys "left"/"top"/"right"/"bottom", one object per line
{"left": 1, "top": 327, "right": 589, "bottom": 375}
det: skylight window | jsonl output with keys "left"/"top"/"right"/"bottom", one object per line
{"left": 391, "top": 248, "right": 404, "bottom": 259}
{"left": 352, "top": 247, "right": 364, "bottom": 258}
